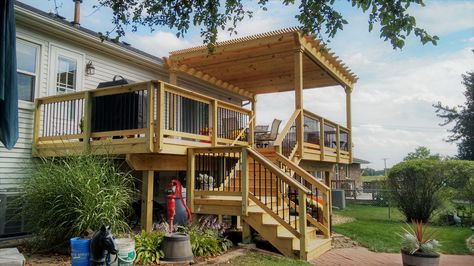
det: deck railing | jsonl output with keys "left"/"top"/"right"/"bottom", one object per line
{"left": 32, "top": 81, "right": 253, "bottom": 156}
{"left": 187, "top": 146, "right": 331, "bottom": 255}
{"left": 274, "top": 109, "right": 351, "bottom": 163}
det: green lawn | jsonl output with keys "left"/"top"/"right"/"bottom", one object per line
{"left": 228, "top": 251, "right": 310, "bottom": 266}
{"left": 333, "top": 203, "right": 473, "bottom": 254}
{"left": 361, "top": 175, "right": 386, "bottom": 182}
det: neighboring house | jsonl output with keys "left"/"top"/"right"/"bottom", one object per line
{"left": 333, "top": 157, "right": 370, "bottom": 188}
{"left": 1, "top": 1, "right": 358, "bottom": 260}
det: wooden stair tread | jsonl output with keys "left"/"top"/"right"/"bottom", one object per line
{"left": 292, "top": 237, "right": 331, "bottom": 251}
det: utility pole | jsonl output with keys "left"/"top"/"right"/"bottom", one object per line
{"left": 382, "top": 158, "right": 390, "bottom": 220}
{"left": 382, "top": 158, "right": 389, "bottom": 177}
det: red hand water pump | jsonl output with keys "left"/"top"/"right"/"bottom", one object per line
{"left": 167, "top": 179, "right": 192, "bottom": 232}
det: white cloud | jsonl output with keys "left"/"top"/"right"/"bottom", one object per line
{"left": 126, "top": 31, "right": 197, "bottom": 57}
{"left": 412, "top": 1, "right": 474, "bottom": 35}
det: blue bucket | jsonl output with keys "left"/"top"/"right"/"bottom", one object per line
{"left": 70, "top": 237, "right": 91, "bottom": 266}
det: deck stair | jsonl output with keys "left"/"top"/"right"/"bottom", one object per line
{"left": 188, "top": 146, "right": 332, "bottom": 261}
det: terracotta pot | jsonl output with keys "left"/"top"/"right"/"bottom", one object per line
{"left": 401, "top": 250, "right": 440, "bottom": 266}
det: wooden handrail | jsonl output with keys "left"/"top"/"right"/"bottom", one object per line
{"left": 37, "top": 81, "right": 150, "bottom": 102}
{"left": 274, "top": 109, "right": 301, "bottom": 146}
{"left": 246, "top": 148, "right": 311, "bottom": 194}
{"left": 275, "top": 152, "right": 330, "bottom": 192}
{"left": 303, "top": 109, "right": 350, "bottom": 132}
{"left": 231, "top": 114, "right": 255, "bottom": 146}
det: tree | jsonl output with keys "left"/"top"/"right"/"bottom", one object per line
{"left": 434, "top": 70, "right": 474, "bottom": 160}
{"left": 403, "top": 146, "right": 440, "bottom": 161}
{"left": 97, "top": 0, "right": 438, "bottom": 50}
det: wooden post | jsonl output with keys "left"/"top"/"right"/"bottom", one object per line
{"left": 186, "top": 149, "right": 195, "bottom": 212}
{"left": 32, "top": 99, "right": 42, "bottom": 156}
{"left": 294, "top": 48, "right": 304, "bottom": 158}
{"left": 322, "top": 189, "right": 331, "bottom": 238}
{"left": 146, "top": 82, "right": 155, "bottom": 152}
{"left": 241, "top": 148, "right": 249, "bottom": 216}
{"left": 319, "top": 118, "right": 325, "bottom": 161}
{"left": 298, "top": 190, "right": 307, "bottom": 260}
{"left": 249, "top": 96, "right": 256, "bottom": 147}
{"left": 211, "top": 100, "right": 218, "bottom": 146}
{"left": 83, "top": 91, "right": 92, "bottom": 153}
{"left": 169, "top": 71, "right": 177, "bottom": 131}
{"left": 324, "top": 170, "right": 333, "bottom": 238}
{"left": 345, "top": 87, "right": 352, "bottom": 163}
{"left": 336, "top": 125, "right": 340, "bottom": 163}
{"left": 242, "top": 220, "right": 252, "bottom": 244}
{"left": 141, "top": 170, "right": 154, "bottom": 232}
{"left": 155, "top": 82, "right": 165, "bottom": 151}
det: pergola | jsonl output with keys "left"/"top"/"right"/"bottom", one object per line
{"left": 165, "top": 27, "right": 358, "bottom": 160}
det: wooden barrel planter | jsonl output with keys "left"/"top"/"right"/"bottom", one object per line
{"left": 162, "top": 233, "right": 194, "bottom": 262}
{"left": 401, "top": 250, "right": 440, "bottom": 266}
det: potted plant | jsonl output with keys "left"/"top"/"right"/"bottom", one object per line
{"left": 400, "top": 220, "right": 440, "bottom": 266}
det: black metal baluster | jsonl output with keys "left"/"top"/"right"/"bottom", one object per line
{"left": 264, "top": 168, "right": 267, "bottom": 205}
{"left": 270, "top": 172, "right": 273, "bottom": 210}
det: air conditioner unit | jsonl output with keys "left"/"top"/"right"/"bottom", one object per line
{"left": 0, "top": 193, "right": 29, "bottom": 238}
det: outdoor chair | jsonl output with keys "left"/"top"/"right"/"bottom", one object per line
{"left": 255, "top": 119, "right": 282, "bottom": 147}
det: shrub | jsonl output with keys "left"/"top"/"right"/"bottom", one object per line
{"left": 134, "top": 230, "right": 165, "bottom": 265}
{"left": 177, "top": 216, "right": 233, "bottom": 257}
{"left": 387, "top": 160, "right": 447, "bottom": 223}
{"left": 20, "top": 154, "right": 135, "bottom": 250}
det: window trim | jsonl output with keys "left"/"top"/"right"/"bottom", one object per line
{"left": 48, "top": 44, "right": 85, "bottom": 97}
{"left": 16, "top": 38, "right": 40, "bottom": 104}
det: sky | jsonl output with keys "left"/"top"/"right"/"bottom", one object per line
{"left": 20, "top": 0, "right": 474, "bottom": 169}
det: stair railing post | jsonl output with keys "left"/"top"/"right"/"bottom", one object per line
{"left": 241, "top": 147, "right": 249, "bottom": 216}
{"left": 298, "top": 189, "right": 307, "bottom": 260}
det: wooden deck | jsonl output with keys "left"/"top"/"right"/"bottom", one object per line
{"left": 32, "top": 81, "right": 351, "bottom": 165}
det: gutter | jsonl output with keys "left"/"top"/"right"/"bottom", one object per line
{"left": 14, "top": 3, "right": 166, "bottom": 73}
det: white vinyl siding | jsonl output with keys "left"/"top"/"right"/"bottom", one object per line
{"left": 1, "top": 21, "right": 245, "bottom": 193}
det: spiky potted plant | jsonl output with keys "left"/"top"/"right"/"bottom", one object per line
{"left": 400, "top": 220, "right": 440, "bottom": 266}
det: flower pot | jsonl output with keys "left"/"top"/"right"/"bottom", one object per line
{"left": 401, "top": 250, "right": 440, "bottom": 266}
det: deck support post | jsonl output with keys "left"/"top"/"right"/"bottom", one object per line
{"left": 141, "top": 170, "right": 154, "bottom": 232}
{"left": 186, "top": 149, "right": 195, "bottom": 212}
{"left": 294, "top": 48, "right": 304, "bottom": 158}
{"left": 241, "top": 219, "right": 252, "bottom": 244}
{"left": 298, "top": 190, "right": 307, "bottom": 260}
{"left": 345, "top": 87, "right": 352, "bottom": 163}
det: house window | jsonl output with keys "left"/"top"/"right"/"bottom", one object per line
{"left": 56, "top": 56, "right": 77, "bottom": 94}
{"left": 16, "top": 40, "right": 39, "bottom": 102}
{"left": 49, "top": 46, "right": 84, "bottom": 121}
